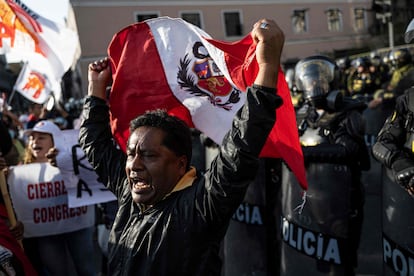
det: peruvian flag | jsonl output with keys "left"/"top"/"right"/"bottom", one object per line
{"left": 108, "top": 17, "right": 307, "bottom": 190}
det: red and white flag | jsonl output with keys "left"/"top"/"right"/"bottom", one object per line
{"left": 108, "top": 17, "right": 308, "bottom": 190}
{"left": 0, "top": 0, "right": 80, "bottom": 102}
{"left": 13, "top": 61, "right": 52, "bottom": 104}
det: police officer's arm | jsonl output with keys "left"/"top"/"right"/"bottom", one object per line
{"left": 372, "top": 93, "right": 414, "bottom": 191}
{"left": 372, "top": 117, "right": 406, "bottom": 169}
{"left": 372, "top": 94, "right": 410, "bottom": 168}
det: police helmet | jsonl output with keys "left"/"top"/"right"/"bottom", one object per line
{"left": 295, "top": 55, "right": 339, "bottom": 107}
{"left": 352, "top": 57, "right": 371, "bottom": 69}
{"left": 336, "top": 57, "right": 351, "bottom": 70}
{"left": 369, "top": 52, "right": 382, "bottom": 67}
{"left": 405, "top": 18, "right": 414, "bottom": 43}
{"left": 285, "top": 68, "right": 295, "bottom": 91}
{"left": 389, "top": 48, "right": 412, "bottom": 68}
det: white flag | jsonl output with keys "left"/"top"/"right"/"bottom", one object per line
{"left": 13, "top": 61, "right": 52, "bottom": 104}
{"left": 1, "top": 0, "right": 80, "bottom": 103}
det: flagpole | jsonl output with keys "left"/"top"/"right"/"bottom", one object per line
{"left": 8, "top": 61, "right": 26, "bottom": 107}
{"left": 0, "top": 170, "right": 23, "bottom": 249}
{"left": 7, "top": 89, "right": 16, "bottom": 106}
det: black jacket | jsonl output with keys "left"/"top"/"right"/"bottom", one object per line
{"left": 373, "top": 87, "right": 414, "bottom": 171}
{"left": 79, "top": 86, "right": 282, "bottom": 276}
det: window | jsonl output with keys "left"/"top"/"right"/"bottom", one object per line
{"left": 292, "top": 9, "right": 308, "bottom": 33}
{"left": 135, "top": 12, "right": 159, "bottom": 22}
{"left": 223, "top": 11, "right": 242, "bottom": 37}
{"left": 326, "top": 9, "right": 342, "bottom": 32}
{"left": 180, "top": 12, "right": 203, "bottom": 28}
{"left": 354, "top": 8, "right": 366, "bottom": 31}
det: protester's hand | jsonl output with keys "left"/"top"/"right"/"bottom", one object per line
{"left": 88, "top": 57, "right": 112, "bottom": 100}
{"left": 46, "top": 147, "right": 59, "bottom": 167}
{"left": 251, "top": 18, "right": 285, "bottom": 88}
{"left": 9, "top": 220, "right": 24, "bottom": 241}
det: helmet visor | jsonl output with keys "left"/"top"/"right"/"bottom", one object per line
{"left": 405, "top": 18, "right": 414, "bottom": 43}
{"left": 295, "top": 59, "right": 335, "bottom": 99}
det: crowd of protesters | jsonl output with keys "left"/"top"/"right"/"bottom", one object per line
{"left": 0, "top": 94, "right": 98, "bottom": 276}
{"left": 0, "top": 17, "right": 414, "bottom": 276}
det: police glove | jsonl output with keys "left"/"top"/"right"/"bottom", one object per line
{"left": 391, "top": 158, "right": 414, "bottom": 188}
{"left": 406, "top": 176, "right": 414, "bottom": 197}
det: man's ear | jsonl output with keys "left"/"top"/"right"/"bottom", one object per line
{"left": 178, "top": 155, "right": 188, "bottom": 172}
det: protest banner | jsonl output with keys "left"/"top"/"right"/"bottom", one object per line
{"left": 8, "top": 163, "right": 94, "bottom": 237}
{"left": 60, "top": 129, "right": 116, "bottom": 208}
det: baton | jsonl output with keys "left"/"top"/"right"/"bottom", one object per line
{"left": 0, "top": 170, "right": 23, "bottom": 249}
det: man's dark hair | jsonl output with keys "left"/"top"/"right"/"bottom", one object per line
{"left": 130, "top": 109, "right": 192, "bottom": 170}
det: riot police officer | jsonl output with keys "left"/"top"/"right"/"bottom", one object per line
{"left": 372, "top": 27, "right": 414, "bottom": 197}
{"left": 370, "top": 19, "right": 414, "bottom": 276}
{"left": 347, "top": 57, "right": 380, "bottom": 102}
{"left": 387, "top": 48, "right": 413, "bottom": 93}
{"left": 281, "top": 55, "right": 370, "bottom": 275}
{"left": 369, "top": 48, "right": 414, "bottom": 110}
{"left": 372, "top": 86, "right": 414, "bottom": 197}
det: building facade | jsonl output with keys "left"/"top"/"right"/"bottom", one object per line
{"left": 69, "top": 0, "right": 403, "bottom": 91}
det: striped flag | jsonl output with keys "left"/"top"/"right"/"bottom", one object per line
{"left": 108, "top": 17, "right": 307, "bottom": 190}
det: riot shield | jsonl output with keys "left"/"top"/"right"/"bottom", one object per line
{"left": 222, "top": 159, "right": 282, "bottom": 276}
{"left": 281, "top": 163, "right": 352, "bottom": 275}
{"left": 382, "top": 168, "right": 414, "bottom": 275}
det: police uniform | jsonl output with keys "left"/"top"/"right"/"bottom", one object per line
{"left": 372, "top": 87, "right": 414, "bottom": 194}
{"left": 281, "top": 56, "right": 370, "bottom": 275}
{"left": 369, "top": 18, "right": 414, "bottom": 276}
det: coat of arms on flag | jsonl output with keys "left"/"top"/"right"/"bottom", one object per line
{"left": 177, "top": 42, "right": 241, "bottom": 110}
